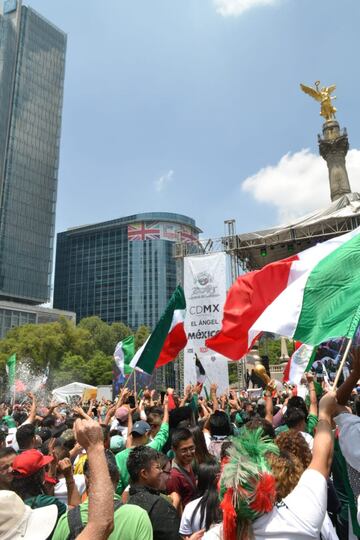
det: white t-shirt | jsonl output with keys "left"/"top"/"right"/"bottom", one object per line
{"left": 54, "top": 474, "right": 86, "bottom": 504}
{"left": 203, "top": 469, "right": 327, "bottom": 540}
{"left": 300, "top": 431, "right": 314, "bottom": 451}
{"left": 180, "top": 496, "right": 206, "bottom": 535}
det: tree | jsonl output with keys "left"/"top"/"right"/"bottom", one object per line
{"left": 0, "top": 316, "right": 141, "bottom": 390}
{"left": 78, "top": 317, "right": 114, "bottom": 356}
{"left": 86, "top": 351, "right": 113, "bottom": 386}
{"left": 111, "top": 322, "right": 132, "bottom": 345}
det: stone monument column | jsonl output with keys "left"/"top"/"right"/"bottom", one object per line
{"left": 318, "top": 120, "right": 351, "bottom": 202}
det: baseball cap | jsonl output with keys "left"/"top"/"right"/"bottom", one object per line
{"left": 12, "top": 449, "right": 53, "bottom": 478}
{"left": 130, "top": 420, "right": 151, "bottom": 436}
{"left": 110, "top": 434, "right": 125, "bottom": 454}
{"left": 0, "top": 490, "right": 58, "bottom": 540}
{"left": 115, "top": 407, "right": 129, "bottom": 422}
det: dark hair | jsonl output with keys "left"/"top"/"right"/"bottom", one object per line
{"left": 36, "top": 428, "right": 52, "bottom": 443}
{"left": 352, "top": 395, "right": 360, "bottom": 417}
{"left": 12, "top": 412, "right": 28, "bottom": 426}
{"left": 189, "top": 425, "right": 215, "bottom": 466}
{"left": 16, "top": 424, "right": 35, "bottom": 449}
{"left": 0, "top": 447, "right": 16, "bottom": 460}
{"left": 41, "top": 416, "right": 56, "bottom": 429}
{"left": 84, "top": 449, "right": 119, "bottom": 486}
{"left": 127, "top": 446, "right": 160, "bottom": 483}
{"left": 191, "top": 462, "right": 222, "bottom": 531}
{"left": 148, "top": 406, "right": 164, "bottom": 416}
{"left": 65, "top": 417, "right": 75, "bottom": 429}
{"left": 209, "top": 411, "right": 232, "bottom": 437}
{"left": 284, "top": 407, "right": 306, "bottom": 429}
{"left": 171, "top": 428, "right": 193, "bottom": 449}
{"left": 12, "top": 469, "right": 45, "bottom": 499}
{"left": 245, "top": 418, "right": 275, "bottom": 439}
{"left": 0, "top": 431, "right": 5, "bottom": 445}
{"left": 220, "top": 441, "right": 232, "bottom": 461}
{"left": 287, "top": 396, "right": 308, "bottom": 420}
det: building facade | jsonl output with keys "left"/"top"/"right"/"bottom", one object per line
{"left": 53, "top": 213, "right": 201, "bottom": 387}
{"left": 0, "top": 1, "right": 66, "bottom": 304}
{"left": 0, "top": 300, "right": 75, "bottom": 339}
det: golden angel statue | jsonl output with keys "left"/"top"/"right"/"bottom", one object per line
{"left": 300, "top": 81, "right": 337, "bottom": 121}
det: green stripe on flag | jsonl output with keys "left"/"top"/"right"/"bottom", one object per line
{"left": 294, "top": 233, "right": 360, "bottom": 345}
{"left": 132, "top": 285, "right": 186, "bottom": 374}
{"left": 6, "top": 353, "right": 16, "bottom": 388}
{"left": 114, "top": 335, "right": 135, "bottom": 376}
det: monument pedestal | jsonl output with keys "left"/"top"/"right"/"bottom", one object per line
{"left": 318, "top": 120, "right": 351, "bottom": 202}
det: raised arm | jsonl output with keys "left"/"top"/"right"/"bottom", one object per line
{"left": 74, "top": 419, "right": 114, "bottom": 540}
{"left": 26, "top": 392, "right": 37, "bottom": 424}
{"left": 305, "top": 372, "right": 318, "bottom": 417}
{"left": 264, "top": 389, "right": 273, "bottom": 424}
{"left": 57, "top": 457, "right": 81, "bottom": 508}
{"left": 308, "top": 391, "right": 337, "bottom": 478}
{"left": 210, "top": 384, "right": 219, "bottom": 412}
{"left": 336, "top": 347, "right": 360, "bottom": 405}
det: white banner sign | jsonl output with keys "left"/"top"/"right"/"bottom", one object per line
{"left": 183, "top": 252, "right": 229, "bottom": 394}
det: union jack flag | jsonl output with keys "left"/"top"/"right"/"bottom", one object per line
{"left": 180, "top": 227, "right": 197, "bottom": 243}
{"left": 128, "top": 222, "right": 161, "bottom": 241}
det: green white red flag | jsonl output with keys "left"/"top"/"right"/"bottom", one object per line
{"left": 114, "top": 335, "right": 135, "bottom": 376}
{"left": 207, "top": 227, "right": 360, "bottom": 359}
{"left": 130, "top": 285, "right": 187, "bottom": 374}
{"left": 6, "top": 353, "right": 16, "bottom": 388}
{"left": 283, "top": 343, "right": 315, "bottom": 385}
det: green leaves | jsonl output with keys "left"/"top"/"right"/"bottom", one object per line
{"left": 0, "top": 316, "right": 151, "bottom": 388}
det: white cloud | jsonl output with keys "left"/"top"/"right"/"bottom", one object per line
{"left": 154, "top": 169, "right": 174, "bottom": 192}
{"left": 214, "top": 0, "right": 278, "bottom": 17}
{"left": 242, "top": 148, "right": 360, "bottom": 223}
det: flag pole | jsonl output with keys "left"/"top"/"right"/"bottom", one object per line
{"left": 134, "top": 370, "right": 137, "bottom": 400}
{"left": 332, "top": 338, "right": 352, "bottom": 390}
{"left": 121, "top": 369, "right": 135, "bottom": 392}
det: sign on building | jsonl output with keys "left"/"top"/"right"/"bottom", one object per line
{"left": 183, "top": 252, "right": 229, "bottom": 394}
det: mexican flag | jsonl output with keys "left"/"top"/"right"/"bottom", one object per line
{"left": 283, "top": 343, "right": 315, "bottom": 385}
{"left": 195, "top": 354, "right": 206, "bottom": 385}
{"left": 114, "top": 336, "right": 135, "bottom": 377}
{"left": 206, "top": 227, "right": 360, "bottom": 359}
{"left": 130, "top": 285, "right": 187, "bottom": 374}
{"left": 5, "top": 353, "right": 16, "bottom": 388}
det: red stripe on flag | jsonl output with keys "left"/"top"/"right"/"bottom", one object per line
{"left": 155, "top": 323, "right": 187, "bottom": 368}
{"left": 206, "top": 255, "right": 299, "bottom": 360}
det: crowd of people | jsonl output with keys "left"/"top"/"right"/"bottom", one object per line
{"left": 2, "top": 350, "right": 360, "bottom": 539}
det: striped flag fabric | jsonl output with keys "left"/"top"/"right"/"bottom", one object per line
{"left": 195, "top": 354, "right": 206, "bottom": 384}
{"left": 5, "top": 353, "right": 16, "bottom": 388}
{"left": 130, "top": 285, "right": 187, "bottom": 374}
{"left": 207, "top": 227, "right": 360, "bottom": 359}
{"left": 114, "top": 336, "right": 135, "bottom": 377}
{"left": 283, "top": 343, "right": 315, "bottom": 385}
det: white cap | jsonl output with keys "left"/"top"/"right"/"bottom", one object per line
{"left": 0, "top": 491, "right": 58, "bottom": 540}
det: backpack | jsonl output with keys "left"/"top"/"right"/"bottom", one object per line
{"left": 67, "top": 499, "right": 123, "bottom": 540}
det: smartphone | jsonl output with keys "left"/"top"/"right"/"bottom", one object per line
{"left": 128, "top": 395, "right": 136, "bottom": 408}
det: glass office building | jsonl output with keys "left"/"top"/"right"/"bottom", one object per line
{"left": 0, "top": 1, "right": 67, "bottom": 304}
{"left": 53, "top": 213, "right": 201, "bottom": 386}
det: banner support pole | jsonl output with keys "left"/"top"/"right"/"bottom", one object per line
{"left": 332, "top": 338, "right": 352, "bottom": 390}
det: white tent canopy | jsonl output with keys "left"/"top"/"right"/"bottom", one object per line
{"left": 52, "top": 382, "right": 96, "bottom": 402}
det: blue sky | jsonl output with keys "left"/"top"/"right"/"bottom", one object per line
{"left": 26, "top": 0, "right": 360, "bottom": 238}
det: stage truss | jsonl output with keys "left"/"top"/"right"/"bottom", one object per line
{"left": 174, "top": 214, "right": 360, "bottom": 272}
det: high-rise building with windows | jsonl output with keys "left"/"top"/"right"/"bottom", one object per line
{"left": 0, "top": 0, "right": 67, "bottom": 304}
{"left": 53, "top": 212, "right": 201, "bottom": 329}
{"left": 53, "top": 212, "right": 201, "bottom": 387}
